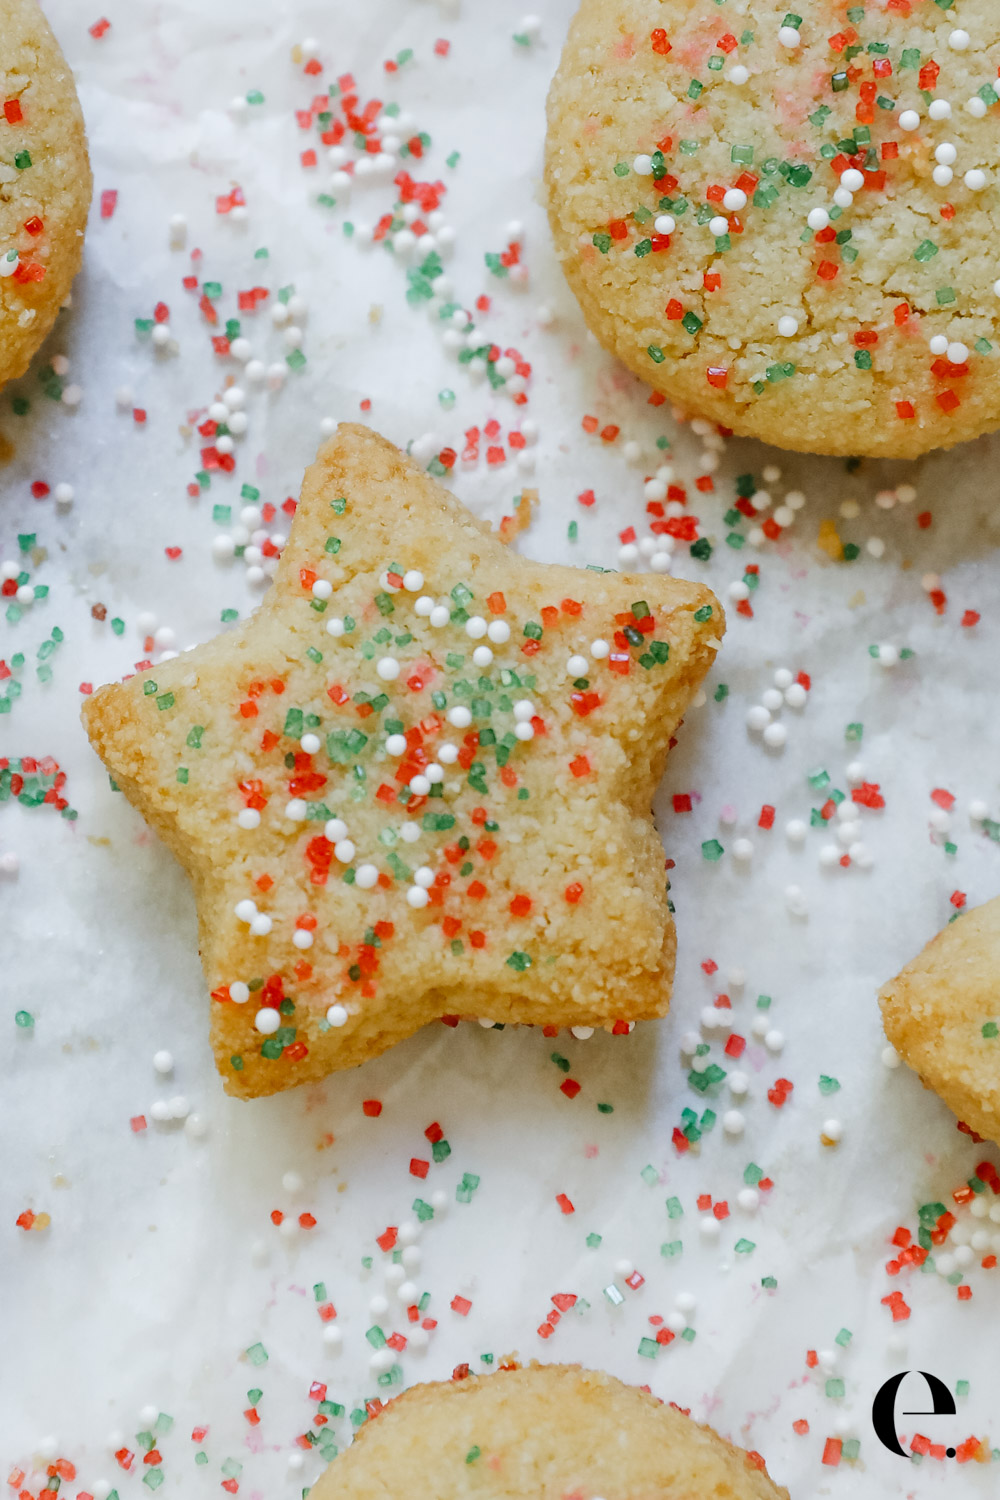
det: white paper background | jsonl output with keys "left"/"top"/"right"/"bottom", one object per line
{"left": 5, "top": 1, "right": 1000, "bottom": 1495}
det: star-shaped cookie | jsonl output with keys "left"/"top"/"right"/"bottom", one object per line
{"left": 880, "top": 896, "right": 1000, "bottom": 1146}
{"left": 83, "top": 424, "right": 723, "bottom": 1098}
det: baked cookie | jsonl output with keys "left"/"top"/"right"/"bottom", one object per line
{"left": 880, "top": 896, "right": 1000, "bottom": 1145}
{"left": 83, "top": 425, "right": 723, "bottom": 1099}
{"left": 0, "top": 0, "right": 91, "bottom": 385}
{"left": 310, "top": 1363, "right": 788, "bottom": 1500}
{"left": 546, "top": 1, "right": 1000, "bottom": 458}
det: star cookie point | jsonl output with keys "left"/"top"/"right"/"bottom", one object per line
{"left": 880, "top": 895, "right": 1000, "bottom": 1146}
{"left": 84, "top": 424, "right": 723, "bottom": 1097}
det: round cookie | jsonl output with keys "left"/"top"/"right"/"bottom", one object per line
{"left": 0, "top": 0, "right": 91, "bottom": 386}
{"left": 546, "top": 1, "right": 1000, "bottom": 458}
{"left": 310, "top": 1363, "right": 789, "bottom": 1499}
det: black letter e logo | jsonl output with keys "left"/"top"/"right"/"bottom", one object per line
{"left": 872, "top": 1371, "right": 957, "bottom": 1458}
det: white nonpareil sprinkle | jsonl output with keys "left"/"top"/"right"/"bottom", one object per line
{"left": 746, "top": 705, "right": 771, "bottom": 732}
{"left": 255, "top": 1007, "right": 281, "bottom": 1035}
{"left": 327, "top": 1004, "right": 349, "bottom": 1027}
{"left": 785, "top": 884, "right": 808, "bottom": 916}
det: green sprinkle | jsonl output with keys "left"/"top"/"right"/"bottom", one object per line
{"left": 647, "top": 344, "right": 665, "bottom": 364}
{"left": 15, "top": 1010, "right": 33, "bottom": 1029}
{"left": 826, "top": 1377, "right": 846, "bottom": 1398}
{"left": 819, "top": 1075, "right": 841, "bottom": 1094}
{"left": 701, "top": 839, "right": 724, "bottom": 861}
{"left": 982, "top": 1022, "right": 998, "bottom": 1039}
{"left": 14, "top": 150, "right": 31, "bottom": 169}
{"left": 734, "top": 1238, "right": 756, "bottom": 1254}
{"left": 638, "top": 1336, "right": 659, "bottom": 1358}
{"left": 586, "top": 1232, "right": 602, "bottom": 1247}
{"left": 245, "top": 1342, "right": 268, "bottom": 1366}
{"left": 913, "top": 239, "right": 939, "bottom": 263}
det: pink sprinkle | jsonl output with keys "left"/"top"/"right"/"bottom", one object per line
{"left": 100, "top": 189, "right": 118, "bottom": 219}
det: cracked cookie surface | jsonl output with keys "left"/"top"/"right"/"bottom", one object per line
{"left": 546, "top": 0, "right": 1000, "bottom": 457}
